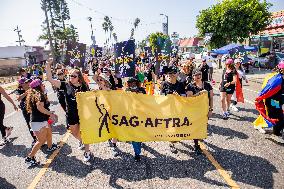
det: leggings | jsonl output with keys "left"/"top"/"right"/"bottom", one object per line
{"left": 0, "top": 101, "right": 7, "bottom": 138}
{"left": 22, "top": 109, "right": 36, "bottom": 141}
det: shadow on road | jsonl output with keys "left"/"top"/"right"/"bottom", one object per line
{"left": 0, "top": 177, "right": 16, "bottom": 189}
{"left": 49, "top": 143, "right": 228, "bottom": 188}
{"left": 0, "top": 137, "right": 30, "bottom": 158}
{"left": 207, "top": 124, "right": 249, "bottom": 140}
{"left": 203, "top": 142, "right": 277, "bottom": 189}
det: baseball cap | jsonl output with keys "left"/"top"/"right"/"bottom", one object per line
{"left": 226, "top": 59, "right": 234, "bottom": 65}
{"left": 278, "top": 61, "right": 284, "bottom": 69}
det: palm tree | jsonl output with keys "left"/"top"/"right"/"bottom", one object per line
{"left": 112, "top": 33, "right": 118, "bottom": 43}
{"left": 130, "top": 17, "right": 140, "bottom": 39}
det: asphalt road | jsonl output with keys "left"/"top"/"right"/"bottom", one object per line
{"left": 0, "top": 69, "right": 284, "bottom": 189}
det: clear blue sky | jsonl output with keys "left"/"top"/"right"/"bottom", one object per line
{"left": 0, "top": 0, "right": 284, "bottom": 47}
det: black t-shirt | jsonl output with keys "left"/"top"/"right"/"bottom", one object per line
{"left": 221, "top": 69, "right": 236, "bottom": 88}
{"left": 61, "top": 81, "right": 89, "bottom": 112}
{"left": 57, "top": 79, "right": 66, "bottom": 103}
{"left": 15, "top": 88, "right": 26, "bottom": 110}
{"left": 31, "top": 93, "right": 50, "bottom": 122}
{"left": 160, "top": 81, "right": 186, "bottom": 96}
{"left": 199, "top": 64, "right": 209, "bottom": 81}
{"left": 186, "top": 82, "right": 212, "bottom": 99}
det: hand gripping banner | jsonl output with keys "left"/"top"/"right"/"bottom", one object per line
{"left": 77, "top": 91, "right": 209, "bottom": 144}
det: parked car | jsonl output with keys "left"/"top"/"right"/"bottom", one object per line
{"left": 181, "top": 52, "right": 194, "bottom": 59}
{"left": 275, "top": 52, "right": 284, "bottom": 66}
{"left": 250, "top": 52, "right": 284, "bottom": 69}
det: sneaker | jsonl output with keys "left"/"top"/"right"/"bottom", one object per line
{"left": 169, "top": 144, "right": 178, "bottom": 154}
{"left": 226, "top": 110, "right": 230, "bottom": 116}
{"left": 254, "top": 126, "right": 266, "bottom": 134}
{"left": 78, "top": 142, "right": 84, "bottom": 150}
{"left": 25, "top": 156, "right": 39, "bottom": 167}
{"left": 47, "top": 144, "right": 59, "bottom": 152}
{"left": 222, "top": 113, "right": 228, "bottom": 120}
{"left": 112, "top": 146, "right": 119, "bottom": 157}
{"left": 83, "top": 151, "right": 92, "bottom": 162}
{"left": 194, "top": 144, "right": 202, "bottom": 155}
{"left": 0, "top": 137, "right": 8, "bottom": 146}
{"left": 134, "top": 155, "right": 141, "bottom": 162}
{"left": 230, "top": 104, "right": 239, "bottom": 112}
{"left": 5, "top": 127, "right": 13, "bottom": 138}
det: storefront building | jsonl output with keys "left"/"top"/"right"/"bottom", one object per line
{"left": 250, "top": 10, "right": 284, "bottom": 54}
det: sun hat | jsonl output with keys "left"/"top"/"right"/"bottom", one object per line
{"left": 29, "top": 79, "right": 42, "bottom": 89}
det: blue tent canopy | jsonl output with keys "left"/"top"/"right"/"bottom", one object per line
{"left": 212, "top": 43, "right": 257, "bottom": 54}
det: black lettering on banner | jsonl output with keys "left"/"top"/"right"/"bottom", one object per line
{"left": 145, "top": 118, "right": 154, "bottom": 127}
{"left": 119, "top": 116, "right": 129, "bottom": 126}
{"left": 164, "top": 118, "right": 172, "bottom": 128}
{"left": 181, "top": 117, "right": 190, "bottom": 127}
{"left": 129, "top": 116, "right": 139, "bottom": 127}
{"left": 155, "top": 118, "right": 163, "bottom": 127}
{"left": 172, "top": 118, "right": 180, "bottom": 127}
{"left": 180, "top": 134, "right": 183, "bottom": 137}
{"left": 112, "top": 115, "right": 119, "bottom": 125}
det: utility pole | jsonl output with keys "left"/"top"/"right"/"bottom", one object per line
{"left": 14, "top": 26, "right": 25, "bottom": 46}
{"left": 43, "top": 0, "right": 55, "bottom": 62}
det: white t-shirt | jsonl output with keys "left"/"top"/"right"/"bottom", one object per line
{"left": 204, "top": 55, "right": 214, "bottom": 67}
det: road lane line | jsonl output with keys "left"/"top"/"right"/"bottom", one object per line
{"left": 27, "top": 132, "right": 71, "bottom": 189}
{"left": 212, "top": 87, "right": 255, "bottom": 105}
{"left": 199, "top": 142, "right": 240, "bottom": 189}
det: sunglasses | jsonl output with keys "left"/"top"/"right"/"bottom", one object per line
{"left": 57, "top": 73, "right": 64, "bottom": 76}
{"left": 70, "top": 75, "right": 78, "bottom": 78}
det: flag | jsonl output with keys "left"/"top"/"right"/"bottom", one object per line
{"left": 254, "top": 73, "right": 282, "bottom": 128}
{"left": 235, "top": 73, "right": 244, "bottom": 103}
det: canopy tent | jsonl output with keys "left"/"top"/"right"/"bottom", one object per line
{"left": 212, "top": 43, "right": 258, "bottom": 54}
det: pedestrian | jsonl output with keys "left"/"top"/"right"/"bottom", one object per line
{"left": 46, "top": 59, "right": 92, "bottom": 162}
{"left": 0, "top": 86, "right": 18, "bottom": 145}
{"left": 255, "top": 61, "right": 284, "bottom": 143}
{"left": 15, "top": 78, "right": 37, "bottom": 147}
{"left": 219, "top": 59, "right": 237, "bottom": 120}
{"left": 230, "top": 59, "right": 248, "bottom": 112}
{"left": 199, "top": 58, "right": 209, "bottom": 82}
{"left": 93, "top": 72, "right": 120, "bottom": 157}
{"left": 160, "top": 66, "right": 186, "bottom": 154}
{"left": 125, "top": 77, "right": 146, "bottom": 161}
{"left": 185, "top": 69, "right": 213, "bottom": 153}
{"left": 25, "top": 79, "right": 59, "bottom": 166}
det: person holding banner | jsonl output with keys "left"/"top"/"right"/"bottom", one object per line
{"left": 125, "top": 77, "right": 146, "bottom": 161}
{"left": 160, "top": 66, "right": 186, "bottom": 154}
{"left": 219, "top": 59, "right": 237, "bottom": 120}
{"left": 46, "top": 59, "right": 92, "bottom": 162}
{"left": 93, "top": 72, "right": 120, "bottom": 156}
{"left": 186, "top": 69, "right": 213, "bottom": 153}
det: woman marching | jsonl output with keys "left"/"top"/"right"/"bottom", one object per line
{"left": 219, "top": 59, "right": 237, "bottom": 120}
{"left": 15, "top": 78, "right": 37, "bottom": 147}
{"left": 25, "top": 79, "right": 59, "bottom": 166}
{"left": 186, "top": 69, "right": 213, "bottom": 153}
{"left": 229, "top": 58, "right": 248, "bottom": 112}
{"left": 0, "top": 86, "right": 18, "bottom": 145}
{"left": 46, "top": 59, "right": 92, "bottom": 162}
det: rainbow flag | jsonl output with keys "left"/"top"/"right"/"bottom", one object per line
{"left": 254, "top": 73, "right": 283, "bottom": 128}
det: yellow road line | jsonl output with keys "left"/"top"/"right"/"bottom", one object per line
{"left": 27, "top": 132, "right": 71, "bottom": 189}
{"left": 199, "top": 142, "right": 240, "bottom": 189}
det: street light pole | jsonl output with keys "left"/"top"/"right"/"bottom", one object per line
{"left": 160, "top": 14, "right": 169, "bottom": 35}
{"left": 87, "top": 17, "right": 94, "bottom": 37}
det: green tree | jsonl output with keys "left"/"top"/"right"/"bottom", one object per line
{"left": 196, "top": 0, "right": 272, "bottom": 48}
{"left": 39, "top": 0, "right": 79, "bottom": 61}
{"left": 149, "top": 32, "right": 172, "bottom": 54}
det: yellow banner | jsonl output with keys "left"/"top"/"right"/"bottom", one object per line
{"left": 77, "top": 91, "right": 209, "bottom": 144}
